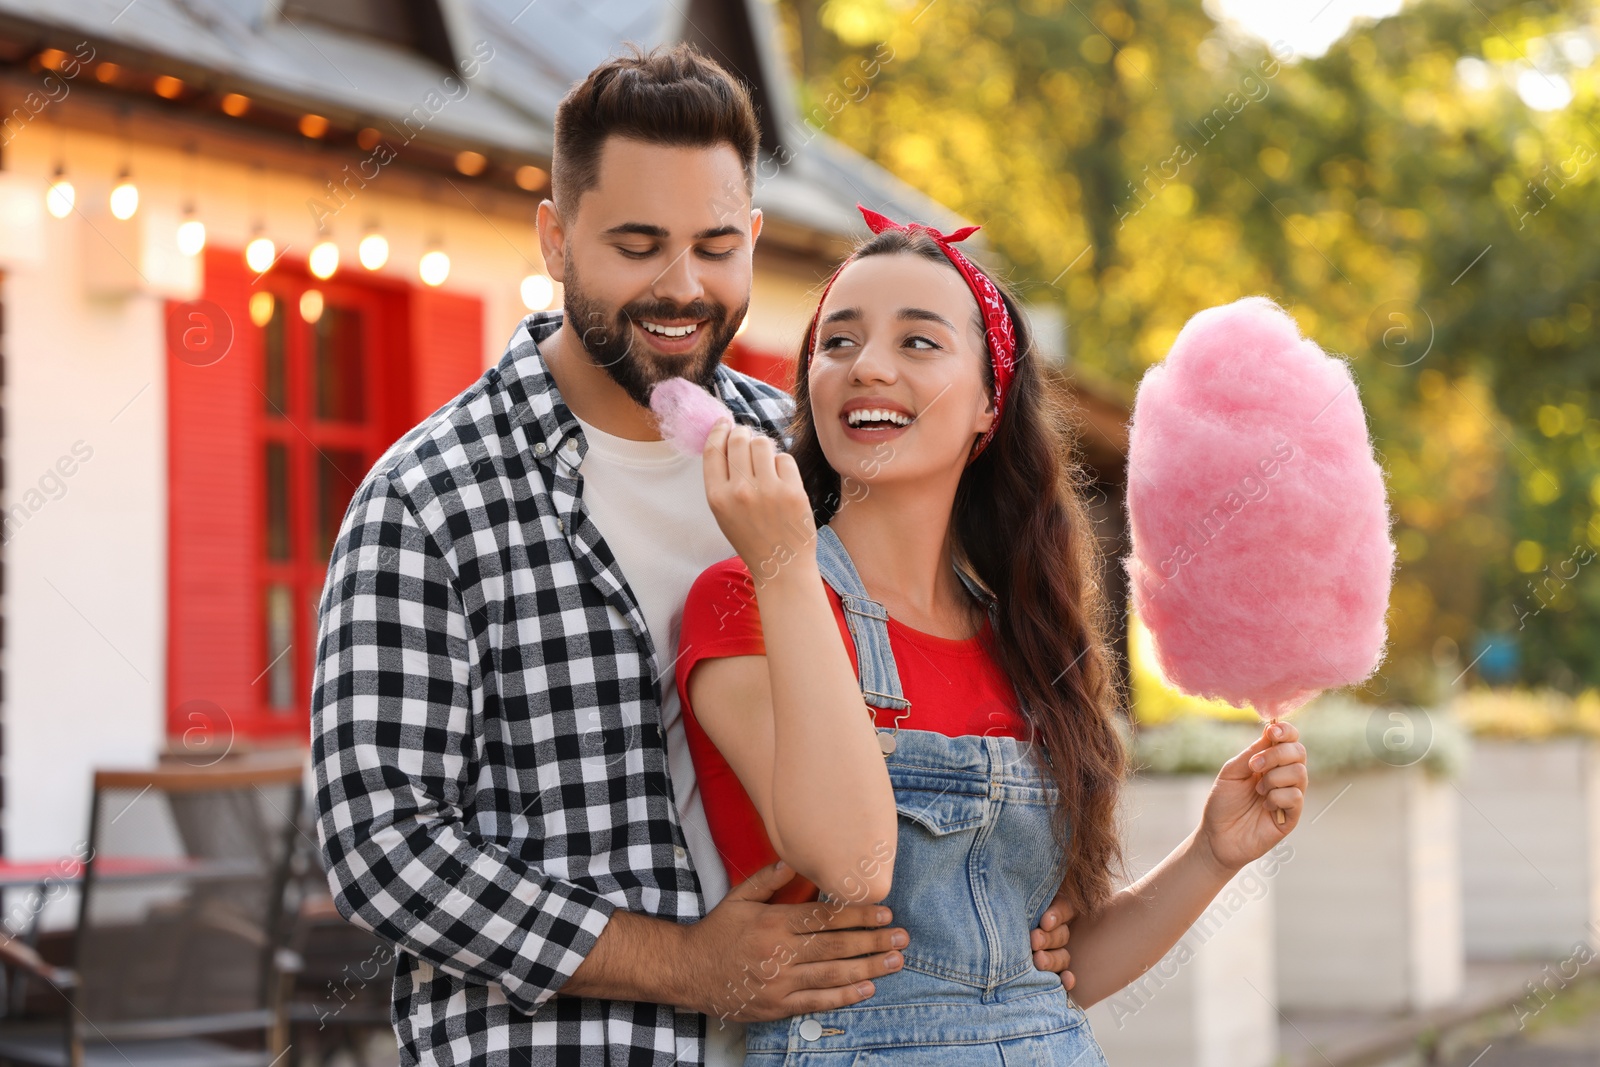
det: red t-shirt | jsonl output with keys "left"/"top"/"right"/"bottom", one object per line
{"left": 675, "top": 555, "right": 1028, "bottom": 904}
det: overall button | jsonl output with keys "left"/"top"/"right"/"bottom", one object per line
{"left": 798, "top": 1019, "right": 823, "bottom": 1041}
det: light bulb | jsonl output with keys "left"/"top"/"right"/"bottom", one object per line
{"left": 309, "top": 240, "right": 339, "bottom": 279}
{"left": 358, "top": 232, "right": 388, "bottom": 270}
{"left": 300, "top": 289, "right": 324, "bottom": 323}
{"left": 45, "top": 178, "right": 75, "bottom": 218}
{"left": 245, "top": 235, "right": 276, "bottom": 274}
{"left": 248, "top": 290, "right": 276, "bottom": 327}
{"left": 109, "top": 179, "right": 139, "bottom": 220}
{"left": 419, "top": 249, "right": 450, "bottom": 287}
{"left": 177, "top": 218, "right": 206, "bottom": 256}
{"left": 520, "top": 274, "right": 554, "bottom": 311}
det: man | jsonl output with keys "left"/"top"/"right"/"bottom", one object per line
{"left": 311, "top": 44, "right": 1075, "bottom": 1067}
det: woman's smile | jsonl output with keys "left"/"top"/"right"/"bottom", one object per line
{"left": 840, "top": 396, "right": 917, "bottom": 442}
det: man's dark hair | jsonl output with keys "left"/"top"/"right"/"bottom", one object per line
{"left": 551, "top": 43, "right": 760, "bottom": 213}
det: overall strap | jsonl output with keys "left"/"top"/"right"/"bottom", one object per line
{"left": 813, "top": 524, "right": 910, "bottom": 711}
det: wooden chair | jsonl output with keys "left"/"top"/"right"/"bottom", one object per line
{"left": 0, "top": 763, "right": 304, "bottom": 1066}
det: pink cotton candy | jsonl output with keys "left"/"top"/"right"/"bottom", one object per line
{"left": 649, "top": 377, "right": 734, "bottom": 456}
{"left": 1123, "top": 297, "right": 1397, "bottom": 720}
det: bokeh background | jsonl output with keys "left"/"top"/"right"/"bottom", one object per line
{"left": 0, "top": 0, "right": 1597, "bottom": 1064}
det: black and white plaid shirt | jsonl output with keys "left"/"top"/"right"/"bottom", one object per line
{"left": 312, "top": 311, "right": 794, "bottom": 1067}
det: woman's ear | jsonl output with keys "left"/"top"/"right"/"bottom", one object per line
{"left": 973, "top": 391, "right": 997, "bottom": 436}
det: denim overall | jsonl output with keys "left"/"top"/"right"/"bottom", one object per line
{"left": 743, "top": 525, "right": 1109, "bottom": 1066}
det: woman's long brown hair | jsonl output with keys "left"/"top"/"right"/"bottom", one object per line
{"left": 786, "top": 227, "right": 1128, "bottom": 915}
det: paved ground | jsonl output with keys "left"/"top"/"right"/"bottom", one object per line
{"left": 1278, "top": 961, "right": 1564, "bottom": 1067}
{"left": 1441, "top": 980, "right": 1600, "bottom": 1067}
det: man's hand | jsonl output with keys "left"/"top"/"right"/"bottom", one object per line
{"left": 1031, "top": 891, "right": 1076, "bottom": 993}
{"left": 678, "top": 861, "right": 909, "bottom": 1026}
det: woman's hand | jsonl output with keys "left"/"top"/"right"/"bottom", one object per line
{"left": 1197, "top": 720, "right": 1307, "bottom": 875}
{"left": 702, "top": 421, "right": 818, "bottom": 581}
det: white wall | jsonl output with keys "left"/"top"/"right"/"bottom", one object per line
{"left": 0, "top": 126, "right": 553, "bottom": 876}
{"left": 4, "top": 207, "right": 168, "bottom": 869}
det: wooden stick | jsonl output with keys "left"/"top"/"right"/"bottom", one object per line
{"left": 1268, "top": 716, "right": 1286, "bottom": 825}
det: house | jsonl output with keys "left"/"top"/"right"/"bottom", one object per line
{"left": 0, "top": 0, "right": 1128, "bottom": 871}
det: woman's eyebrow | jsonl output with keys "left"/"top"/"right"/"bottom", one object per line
{"left": 821, "top": 307, "right": 862, "bottom": 326}
{"left": 898, "top": 307, "right": 956, "bottom": 329}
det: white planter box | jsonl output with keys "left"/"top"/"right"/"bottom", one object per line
{"left": 1460, "top": 737, "right": 1600, "bottom": 959}
{"left": 1275, "top": 767, "right": 1463, "bottom": 1012}
{"left": 1086, "top": 775, "right": 1278, "bottom": 1067}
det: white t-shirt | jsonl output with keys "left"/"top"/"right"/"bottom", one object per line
{"left": 570, "top": 411, "right": 747, "bottom": 1066}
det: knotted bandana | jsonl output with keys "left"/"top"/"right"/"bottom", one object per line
{"left": 802, "top": 204, "right": 1018, "bottom": 463}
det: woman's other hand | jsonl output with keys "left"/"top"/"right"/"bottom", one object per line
{"left": 703, "top": 421, "right": 818, "bottom": 581}
{"left": 1197, "top": 720, "right": 1307, "bottom": 875}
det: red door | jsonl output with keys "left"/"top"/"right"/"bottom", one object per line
{"left": 167, "top": 250, "right": 482, "bottom": 748}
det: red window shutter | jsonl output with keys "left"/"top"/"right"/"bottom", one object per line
{"left": 166, "top": 248, "right": 258, "bottom": 738}
{"left": 409, "top": 289, "right": 484, "bottom": 422}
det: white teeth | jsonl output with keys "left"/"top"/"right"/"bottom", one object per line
{"left": 641, "top": 320, "right": 698, "bottom": 338}
{"left": 846, "top": 408, "right": 913, "bottom": 427}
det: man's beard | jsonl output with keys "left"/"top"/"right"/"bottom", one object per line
{"left": 560, "top": 254, "right": 747, "bottom": 408}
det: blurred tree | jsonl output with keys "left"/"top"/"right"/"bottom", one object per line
{"left": 774, "top": 0, "right": 1600, "bottom": 704}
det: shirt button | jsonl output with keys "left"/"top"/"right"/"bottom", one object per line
{"left": 533, "top": 442, "right": 548, "bottom": 456}
{"left": 557, "top": 518, "right": 565, "bottom": 533}
{"left": 564, "top": 438, "right": 578, "bottom": 451}
{"left": 799, "top": 1019, "right": 823, "bottom": 1041}
{"left": 673, "top": 845, "right": 687, "bottom": 860}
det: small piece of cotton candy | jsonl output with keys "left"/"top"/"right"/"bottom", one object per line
{"left": 649, "top": 377, "right": 734, "bottom": 456}
{"left": 1123, "top": 296, "right": 1397, "bottom": 721}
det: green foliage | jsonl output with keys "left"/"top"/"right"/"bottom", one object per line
{"left": 778, "top": 0, "right": 1600, "bottom": 699}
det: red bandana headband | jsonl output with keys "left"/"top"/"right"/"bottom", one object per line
{"left": 802, "top": 204, "right": 1018, "bottom": 464}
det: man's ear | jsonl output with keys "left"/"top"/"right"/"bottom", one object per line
{"left": 537, "top": 199, "right": 568, "bottom": 284}
{"left": 750, "top": 206, "right": 764, "bottom": 246}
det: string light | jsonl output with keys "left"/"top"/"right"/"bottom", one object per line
{"left": 176, "top": 146, "right": 204, "bottom": 255}
{"left": 45, "top": 165, "right": 74, "bottom": 218}
{"left": 520, "top": 274, "right": 554, "bottom": 311}
{"left": 176, "top": 204, "right": 206, "bottom": 255}
{"left": 419, "top": 247, "right": 450, "bottom": 287}
{"left": 309, "top": 240, "right": 339, "bottom": 279}
{"left": 300, "top": 289, "right": 325, "bottom": 323}
{"left": 249, "top": 291, "right": 275, "bottom": 327}
{"left": 245, "top": 232, "right": 276, "bottom": 274}
{"left": 358, "top": 231, "right": 388, "bottom": 270}
{"left": 515, "top": 165, "right": 548, "bottom": 192}
{"left": 109, "top": 168, "right": 139, "bottom": 220}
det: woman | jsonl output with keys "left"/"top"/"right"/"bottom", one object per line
{"left": 674, "top": 206, "right": 1308, "bottom": 1064}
